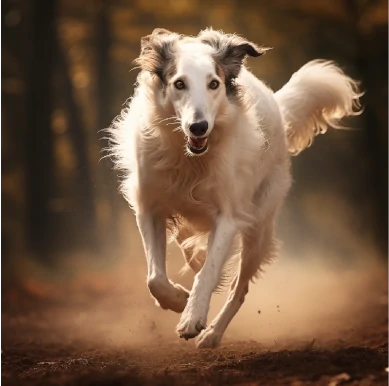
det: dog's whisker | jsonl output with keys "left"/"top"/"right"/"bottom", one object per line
{"left": 158, "top": 116, "right": 177, "bottom": 124}
{"left": 151, "top": 116, "right": 180, "bottom": 127}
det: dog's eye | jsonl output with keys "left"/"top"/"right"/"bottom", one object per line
{"left": 209, "top": 80, "right": 220, "bottom": 90}
{"left": 174, "top": 80, "right": 186, "bottom": 90}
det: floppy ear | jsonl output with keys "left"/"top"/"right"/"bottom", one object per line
{"left": 198, "top": 28, "right": 270, "bottom": 80}
{"left": 135, "top": 28, "right": 179, "bottom": 82}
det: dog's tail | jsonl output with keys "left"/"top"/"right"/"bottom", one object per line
{"left": 274, "top": 60, "right": 363, "bottom": 155}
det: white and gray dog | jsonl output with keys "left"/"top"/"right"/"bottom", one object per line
{"left": 108, "top": 28, "right": 362, "bottom": 348}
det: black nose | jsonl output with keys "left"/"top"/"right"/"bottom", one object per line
{"left": 189, "top": 121, "right": 208, "bottom": 137}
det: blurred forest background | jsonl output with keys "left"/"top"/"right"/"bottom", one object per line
{"left": 1, "top": 0, "right": 388, "bottom": 306}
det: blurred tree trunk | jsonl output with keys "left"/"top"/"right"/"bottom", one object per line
{"left": 55, "top": 38, "right": 99, "bottom": 251}
{"left": 345, "top": 0, "right": 388, "bottom": 253}
{"left": 95, "top": 0, "right": 118, "bottom": 244}
{"left": 25, "top": 0, "right": 57, "bottom": 259}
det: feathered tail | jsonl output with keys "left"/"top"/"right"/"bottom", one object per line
{"left": 274, "top": 60, "right": 363, "bottom": 155}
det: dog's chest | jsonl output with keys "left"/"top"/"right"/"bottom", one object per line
{"left": 138, "top": 150, "right": 237, "bottom": 226}
{"left": 168, "top": 173, "right": 218, "bottom": 210}
{"left": 150, "top": 165, "right": 222, "bottom": 223}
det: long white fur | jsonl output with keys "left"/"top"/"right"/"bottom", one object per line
{"left": 275, "top": 59, "right": 363, "bottom": 154}
{"left": 108, "top": 29, "right": 362, "bottom": 348}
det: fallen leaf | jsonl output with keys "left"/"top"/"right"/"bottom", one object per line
{"left": 328, "top": 372, "right": 351, "bottom": 386}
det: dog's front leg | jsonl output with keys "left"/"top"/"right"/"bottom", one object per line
{"left": 136, "top": 212, "right": 189, "bottom": 313}
{"left": 176, "top": 216, "right": 236, "bottom": 339}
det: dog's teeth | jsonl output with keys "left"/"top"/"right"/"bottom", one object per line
{"left": 189, "top": 137, "right": 208, "bottom": 149}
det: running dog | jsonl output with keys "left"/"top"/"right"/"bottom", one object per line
{"left": 108, "top": 28, "right": 362, "bottom": 348}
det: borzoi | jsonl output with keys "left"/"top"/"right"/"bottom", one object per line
{"left": 108, "top": 28, "right": 362, "bottom": 348}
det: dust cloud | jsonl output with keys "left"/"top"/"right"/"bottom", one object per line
{"left": 4, "top": 212, "right": 387, "bottom": 351}
{"left": 221, "top": 255, "right": 386, "bottom": 348}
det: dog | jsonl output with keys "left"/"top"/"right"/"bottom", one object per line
{"left": 107, "top": 28, "right": 362, "bottom": 348}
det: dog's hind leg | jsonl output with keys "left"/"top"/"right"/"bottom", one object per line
{"left": 195, "top": 218, "right": 278, "bottom": 348}
{"left": 175, "top": 226, "right": 205, "bottom": 274}
{"left": 137, "top": 212, "right": 189, "bottom": 313}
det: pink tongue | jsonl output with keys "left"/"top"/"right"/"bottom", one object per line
{"left": 189, "top": 137, "right": 207, "bottom": 148}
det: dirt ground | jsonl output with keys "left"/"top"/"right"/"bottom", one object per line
{"left": 2, "top": 246, "right": 388, "bottom": 386}
{"left": 2, "top": 293, "right": 388, "bottom": 386}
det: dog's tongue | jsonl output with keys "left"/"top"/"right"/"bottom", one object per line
{"left": 189, "top": 137, "right": 207, "bottom": 148}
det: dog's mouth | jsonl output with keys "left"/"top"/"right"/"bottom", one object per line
{"left": 187, "top": 137, "right": 208, "bottom": 155}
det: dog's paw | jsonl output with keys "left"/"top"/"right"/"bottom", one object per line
{"left": 176, "top": 312, "right": 206, "bottom": 340}
{"left": 195, "top": 326, "right": 222, "bottom": 349}
{"left": 149, "top": 279, "right": 189, "bottom": 313}
{"left": 168, "top": 282, "right": 190, "bottom": 313}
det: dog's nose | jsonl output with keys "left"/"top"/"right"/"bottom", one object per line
{"left": 189, "top": 121, "right": 208, "bottom": 137}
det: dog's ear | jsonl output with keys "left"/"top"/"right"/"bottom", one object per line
{"left": 139, "top": 28, "right": 174, "bottom": 54}
{"left": 135, "top": 28, "right": 179, "bottom": 82}
{"left": 198, "top": 29, "right": 270, "bottom": 80}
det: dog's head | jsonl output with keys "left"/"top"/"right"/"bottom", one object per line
{"left": 135, "top": 28, "right": 268, "bottom": 155}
